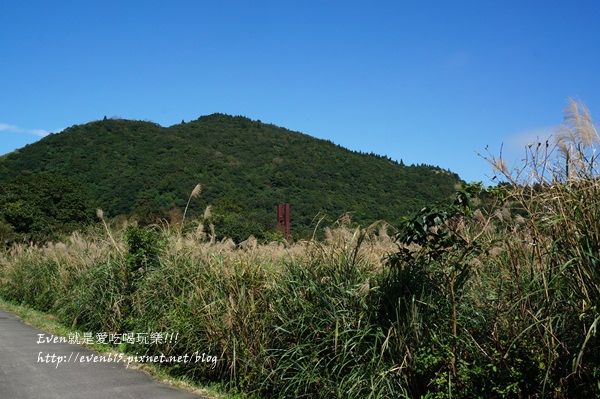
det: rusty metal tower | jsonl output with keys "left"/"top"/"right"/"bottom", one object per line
{"left": 277, "top": 203, "right": 291, "bottom": 241}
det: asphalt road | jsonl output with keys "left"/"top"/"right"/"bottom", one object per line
{"left": 0, "top": 310, "right": 206, "bottom": 399}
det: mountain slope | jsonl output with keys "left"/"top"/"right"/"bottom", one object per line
{"left": 0, "top": 114, "right": 461, "bottom": 238}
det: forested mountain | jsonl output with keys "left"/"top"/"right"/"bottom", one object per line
{"left": 0, "top": 114, "right": 461, "bottom": 241}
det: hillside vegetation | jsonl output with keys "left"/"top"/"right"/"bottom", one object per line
{"left": 0, "top": 100, "right": 599, "bottom": 397}
{"left": 0, "top": 114, "right": 460, "bottom": 242}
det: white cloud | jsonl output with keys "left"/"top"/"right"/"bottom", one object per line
{"left": 0, "top": 123, "right": 18, "bottom": 131}
{"left": 504, "top": 126, "right": 558, "bottom": 153}
{"left": 29, "top": 129, "right": 50, "bottom": 137}
{"left": 0, "top": 123, "right": 50, "bottom": 137}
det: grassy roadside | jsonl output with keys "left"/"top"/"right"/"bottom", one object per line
{"left": 0, "top": 297, "right": 231, "bottom": 399}
{"left": 2, "top": 99, "right": 600, "bottom": 398}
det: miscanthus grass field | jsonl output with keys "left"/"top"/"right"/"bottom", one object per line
{"left": 1, "top": 100, "right": 600, "bottom": 398}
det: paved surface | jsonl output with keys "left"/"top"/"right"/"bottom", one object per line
{"left": 0, "top": 310, "right": 206, "bottom": 399}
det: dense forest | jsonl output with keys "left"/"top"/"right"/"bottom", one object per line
{"left": 0, "top": 114, "right": 461, "bottom": 242}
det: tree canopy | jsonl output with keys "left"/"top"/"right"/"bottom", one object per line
{"left": 0, "top": 173, "right": 95, "bottom": 243}
{"left": 0, "top": 114, "right": 462, "bottom": 241}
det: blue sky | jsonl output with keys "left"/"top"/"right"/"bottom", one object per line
{"left": 1, "top": 1, "right": 599, "bottom": 183}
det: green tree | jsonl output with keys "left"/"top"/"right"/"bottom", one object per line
{"left": 0, "top": 173, "right": 95, "bottom": 242}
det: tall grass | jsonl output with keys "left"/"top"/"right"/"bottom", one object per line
{"left": 1, "top": 99, "right": 600, "bottom": 397}
{"left": 481, "top": 98, "right": 600, "bottom": 396}
{"left": 0, "top": 215, "right": 404, "bottom": 396}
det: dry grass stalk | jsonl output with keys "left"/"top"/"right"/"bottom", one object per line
{"left": 97, "top": 208, "right": 124, "bottom": 256}
{"left": 182, "top": 183, "right": 202, "bottom": 227}
{"left": 555, "top": 98, "right": 600, "bottom": 180}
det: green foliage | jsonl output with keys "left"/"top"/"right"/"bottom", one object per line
{"left": 263, "top": 229, "right": 407, "bottom": 398}
{"left": 396, "top": 183, "right": 482, "bottom": 249}
{"left": 0, "top": 219, "right": 16, "bottom": 246}
{"left": 57, "top": 259, "right": 131, "bottom": 333}
{"left": 2, "top": 202, "right": 600, "bottom": 397}
{"left": 4, "top": 101, "right": 600, "bottom": 398}
{"left": 0, "top": 115, "right": 461, "bottom": 239}
{"left": 0, "top": 173, "right": 95, "bottom": 243}
{"left": 0, "top": 258, "right": 58, "bottom": 312}
{"left": 128, "top": 243, "right": 275, "bottom": 393}
{"left": 209, "top": 213, "right": 266, "bottom": 243}
{"left": 125, "top": 225, "right": 162, "bottom": 273}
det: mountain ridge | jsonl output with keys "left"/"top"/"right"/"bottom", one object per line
{"left": 0, "top": 114, "right": 462, "bottom": 240}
